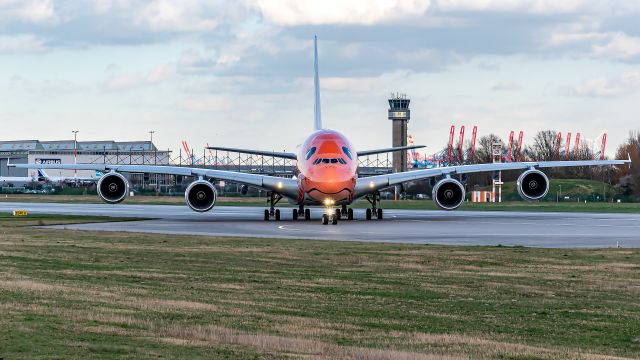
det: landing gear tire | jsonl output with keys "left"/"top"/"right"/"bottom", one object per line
{"left": 377, "top": 208, "right": 383, "bottom": 220}
{"left": 304, "top": 208, "right": 311, "bottom": 220}
{"left": 275, "top": 209, "right": 281, "bottom": 221}
{"left": 264, "top": 209, "right": 269, "bottom": 221}
{"left": 335, "top": 209, "right": 341, "bottom": 220}
{"left": 292, "top": 209, "right": 298, "bottom": 221}
{"left": 332, "top": 216, "right": 338, "bottom": 225}
{"left": 322, "top": 214, "right": 329, "bottom": 225}
{"left": 347, "top": 208, "right": 354, "bottom": 220}
{"left": 366, "top": 208, "right": 372, "bottom": 220}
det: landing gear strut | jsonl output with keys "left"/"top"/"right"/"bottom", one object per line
{"left": 365, "top": 192, "right": 383, "bottom": 221}
{"left": 264, "top": 192, "right": 282, "bottom": 221}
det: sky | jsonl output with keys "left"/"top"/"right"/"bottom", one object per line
{"left": 1, "top": 0, "right": 639, "bottom": 157}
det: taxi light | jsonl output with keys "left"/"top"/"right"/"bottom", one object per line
{"left": 277, "top": 181, "right": 283, "bottom": 189}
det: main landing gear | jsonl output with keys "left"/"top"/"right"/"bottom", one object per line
{"left": 365, "top": 192, "right": 383, "bottom": 221}
{"left": 292, "top": 206, "right": 311, "bottom": 221}
{"left": 263, "top": 192, "right": 282, "bottom": 221}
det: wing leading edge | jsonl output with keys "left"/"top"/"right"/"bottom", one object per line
{"left": 357, "top": 145, "right": 426, "bottom": 157}
{"left": 205, "top": 146, "right": 297, "bottom": 160}
{"left": 11, "top": 163, "right": 299, "bottom": 199}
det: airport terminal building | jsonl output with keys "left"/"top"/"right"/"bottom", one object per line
{"left": 0, "top": 140, "right": 171, "bottom": 189}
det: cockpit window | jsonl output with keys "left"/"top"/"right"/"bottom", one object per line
{"left": 305, "top": 147, "right": 316, "bottom": 160}
{"left": 342, "top": 146, "right": 352, "bottom": 160}
{"left": 313, "top": 158, "right": 347, "bottom": 165}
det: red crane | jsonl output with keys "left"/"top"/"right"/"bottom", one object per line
{"left": 600, "top": 133, "right": 607, "bottom": 160}
{"left": 555, "top": 132, "right": 562, "bottom": 160}
{"left": 516, "top": 131, "right": 524, "bottom": 161}
{"left": 564, "top": 132, "right": 572, "bottom": 160}
{"left": 469, "top": 126, "right": 478, "bottom": 161}
{"left": 506, "top": 130, "right": 514, "bottom": 162}
{"left": 573, "top": 133, "right": 581, "bottom": 160}
{"left": 447, "top": 125, "right": 455, "bottom": 164}
{"left": 457, "top": 126, "right": 465, "bottom": 163}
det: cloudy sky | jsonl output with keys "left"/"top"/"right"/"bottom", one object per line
{"left": 1, "top": 0, "right": 639, "bottom": 156}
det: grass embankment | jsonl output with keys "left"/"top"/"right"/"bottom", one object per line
{"left": 0, "top": 216, "right": 639, "bottom": 359}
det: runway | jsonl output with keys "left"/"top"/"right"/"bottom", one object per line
{"left": 2, "top": 202, "right": 639, "bottom": 248}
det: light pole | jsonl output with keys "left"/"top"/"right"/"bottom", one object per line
{"left": 72, "top": 130, "right": 79, "bottom": 179}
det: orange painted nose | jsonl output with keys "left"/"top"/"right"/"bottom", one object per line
{"left": 307, "top": 166, "right": 354, "bottom": 194}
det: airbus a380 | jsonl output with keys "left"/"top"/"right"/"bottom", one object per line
{"left": 13, "top": 37, "right": 631, "bottom": 225}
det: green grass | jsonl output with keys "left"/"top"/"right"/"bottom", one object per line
{"left": 0, "top": 218, "right": 639, "bottom": 359}
{"left": 475, "top": 178, "right": 616, "bottom": 201}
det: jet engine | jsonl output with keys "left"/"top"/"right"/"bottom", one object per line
{"left": 185, "top": 180, "right": 217, "bottom": 212}
{"left": 432, "top": 178, "right": 465, "bottom": 210}
{"left": 97, "top": 172, "right": 129, "bottom": 204}
{"left": 517, "top": 169, "right": 549, "bottom": 201}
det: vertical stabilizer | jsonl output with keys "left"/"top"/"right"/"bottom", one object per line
{"left": 313, "top": 35, "right": 322, "bottom": 130}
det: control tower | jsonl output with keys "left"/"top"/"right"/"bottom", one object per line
{"left": 388, "top": 93, "right": 410, "bottom": 172}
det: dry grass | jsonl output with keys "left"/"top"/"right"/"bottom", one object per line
{"left": 0, "top": 222, "right": 639, "bottom": 359}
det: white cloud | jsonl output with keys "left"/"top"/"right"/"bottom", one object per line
{"left": 249, "top": 0, "right": 431, "bottom": 25}
{"left": 103, "top": 64, "right": 177, "bottom": 91}
{"left": 0, "top": 0, "right": 58, "bottom": 24}
{"left": 491, "top": 80, "right": 522, "bottom": 91}
{"left": 134, "top": 0, "right": 218, "bottom": 32}
{"left": 592, "top": 33, "right": 640, "bottom": 61}
{"left": 570, "top": 71, "right": 640, "bottom": 97}
{"left": 0, "top": 34, "right": 46, "bottom": 54}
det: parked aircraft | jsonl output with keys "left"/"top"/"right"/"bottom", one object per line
{"left": 13, "top": 37, "right": 631, "bottom": 224}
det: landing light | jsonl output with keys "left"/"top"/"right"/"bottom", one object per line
{"left": 369, "top": 181, "right": 374, "bottom": 188}
{"left": 323, "top": 198, "right": 335, "bottom": 206}
{"left": 277, "top": 181, "right": 283, "bottom": 189}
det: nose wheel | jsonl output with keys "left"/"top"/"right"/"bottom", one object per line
{"left": 322, "top": 213, "right": 338, "bottom": 225}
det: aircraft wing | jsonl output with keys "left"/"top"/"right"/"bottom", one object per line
{"left": 357, "top": 145, "right": 425, "bottom": 157}
{"left": 206, "top": 146, "right": 297, "bottom": 160}
{"left": 12, "top": 163, "right": 299, "bottom": 198}
{"left": 354, "top": 158, "right": 631, "bottom": 198}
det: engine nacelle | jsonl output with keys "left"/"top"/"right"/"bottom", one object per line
{"left": 185, "top": 180, "right": 217, "bottom": 212}
{"left": 517, "top": 169, "right": 549, "bottom": 201}
{"left": 432, "top": 178, "right": 465, "bottom": 210}
{"left": 97, "top": 172, "right": 129, "bottom": 204}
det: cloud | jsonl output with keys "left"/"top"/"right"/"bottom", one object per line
{"left": 568, "top": 71, "right": 640, "bottom": 97}
{"left": 249, "top": 0, "right": 432, "bottom": 26}
{"left": 592, "top": 33, "right": 640, "bottom": 60}
{"left": 0, "top": 34, "right": 47, "bottom": 54}
{"left": 103, "top": 64, "right": 177, "bottom": 91}
{"left": 134, "top": 0, "right": 218, "bottom": 32}
{"left": 491, "top": 81, "right": 522, "bottom": 91}
{"left": 0, "top": 0, "right": 58, "bottom": 24}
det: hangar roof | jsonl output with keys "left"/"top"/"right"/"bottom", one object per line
{"left": 0, "top": 140, "right": 159, "bottom": 152}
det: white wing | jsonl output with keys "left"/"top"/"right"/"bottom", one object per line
{"left": 354, "top": 159, "right": 630, "bottom": 198}
{"left": 12, "top": 163, "right": 299, "bottom": 199}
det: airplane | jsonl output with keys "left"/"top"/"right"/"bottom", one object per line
{"left": 12, "top": 36, "right": 631, "bottom": 225}
{"left": 0, "top": 174, "right": 39, "bottom": 187}
{"left": 36, "top": 169, "right": 102, "bottom": 185}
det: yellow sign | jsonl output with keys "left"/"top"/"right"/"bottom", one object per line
{"left": 12, "top": 210, "right": 28, "bottom": 216}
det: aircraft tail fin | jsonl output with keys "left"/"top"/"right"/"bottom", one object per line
{"left": 313, "top": 35, "right": 322, "bottom": 131}
{"left": 37, "top": 169, "right": 49, "bottom": 179}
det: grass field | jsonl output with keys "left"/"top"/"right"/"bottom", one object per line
{"left": 1, "top": 214, "right": 639, "bottom": 359}
{"left": 3, "top": 193, "right": 640, "bottom": 213}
